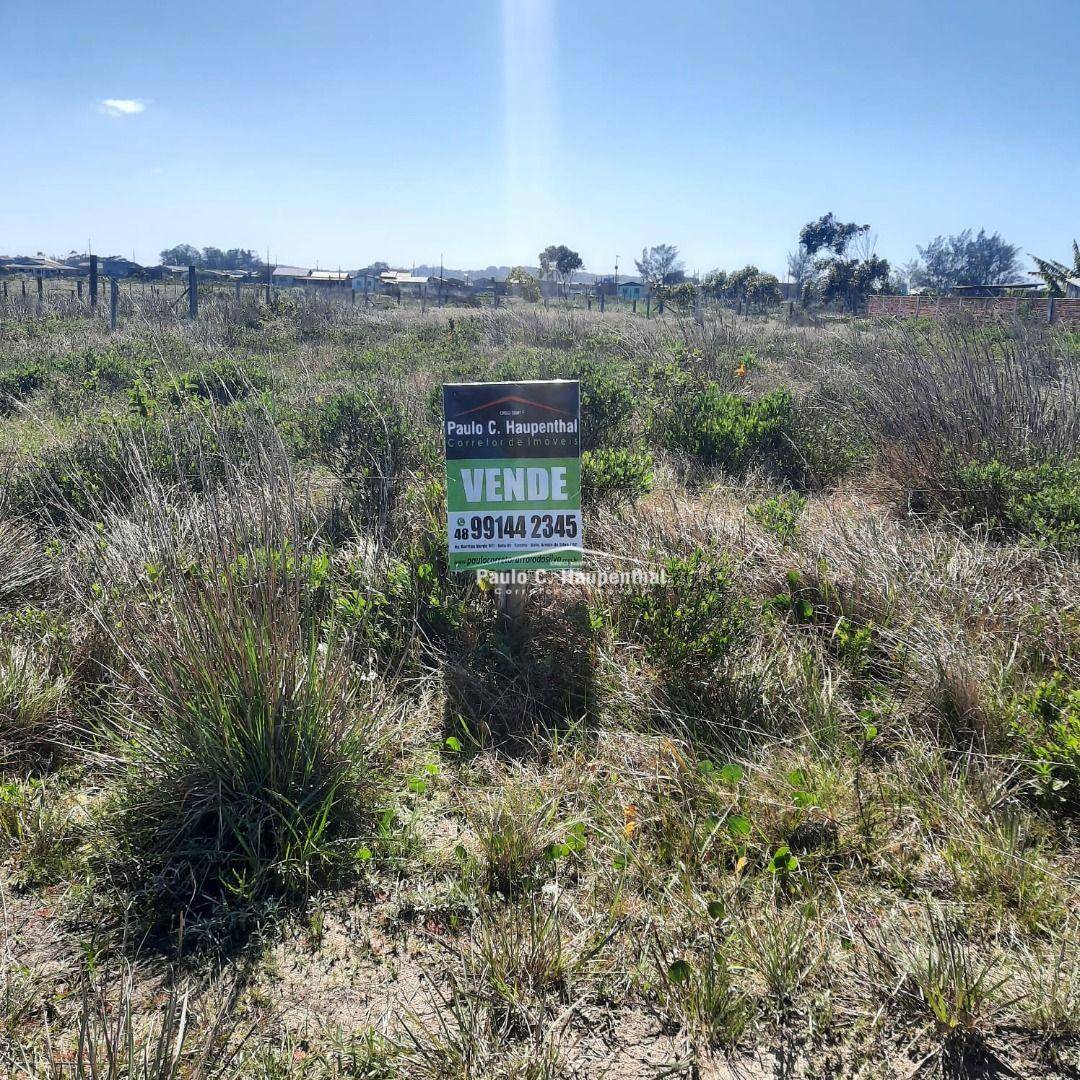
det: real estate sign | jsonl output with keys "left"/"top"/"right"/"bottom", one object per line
{"left": 443, "top": 380, "right": 582, "bottom": 572}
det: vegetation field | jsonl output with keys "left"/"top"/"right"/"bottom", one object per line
{"left": 1, "top": 294, "right": 1078, "bottom": 1078}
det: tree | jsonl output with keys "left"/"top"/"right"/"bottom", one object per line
{"left": 159, "top": 243, "right": 200, "bottom": 266}
{"left": 506, "top": 265, "right": 541, "bottom": 303}
{"left": 635, "top": 244, "right": 684, "bottom": 291}
{"left": 909, "top": 229, "right": 1021, "bottom": 293}
{"left": 538, "top": 244, "right": 582, "bottom": 297}
{"left": 1030, "top": 241, "right": 1080, "bottom": 297}
{"left": 158, "top": 244, "right": 264, "bottom": 272}
{"left": 725, "top": 265, "right": 760, "bottom": 302}
{"left": 799, "top": 213, "right": 869, "bottom": 258}
{"left": 786, "top": 245, "right": 815, "bottom": 298}
{"left": 702, "top": 269, "right": 728, "bottom": 299}
{"left": 797, "top": 213, "right": 890, "bottom": 310}
{"left": 818, "top": 255, "right": 890, "bottom": 311}
{"left": 745, "top": 273, "right": 782, "bottom": 309}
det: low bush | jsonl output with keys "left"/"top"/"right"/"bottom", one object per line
{"left": 165, "top": 357, "right": 270, "bottom": 405}
{"left": 620, "top": 548, "right": 757, "bottom": 742}
{"left": 578, "top": 361, "right": 638, "bottom": 450}
{"left": 662, "top": 385, "right": 794, "bottom": 475}
{"left": 581, "top": 447, "right": 653, "bottom": 506}
{"left": 950, "top": 457, "right": 1080, "bottom": 553}
{"left": 0, "top": 364, "right": 45, "bottom": 414}
{"left": 1011, "top": 672, "right": 1080, "bottom": 811}
{"left": 748, "top": 491, "right": 806, "bottom": 545}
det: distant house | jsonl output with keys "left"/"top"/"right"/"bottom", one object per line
{"left": 617, "top": 279, "right": 644, "bottom": 301}
{"left": 272, "top": 266, "right": 351, "bottom": 290}
{"left": 379, "top": 270, "right": 427, "bottom": 296}
{"left": 0, "top": 255, "right": 74, "bottom": 277}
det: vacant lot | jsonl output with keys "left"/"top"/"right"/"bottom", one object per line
{"left": 1, "top": 294, "right": 1078, "bottom": 1078}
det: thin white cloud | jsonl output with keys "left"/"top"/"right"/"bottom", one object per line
{"left": 99, "top": 98, "right": 147, "bottom": 117}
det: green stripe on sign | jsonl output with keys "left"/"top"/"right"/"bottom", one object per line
{"left": 445, "top": 457, "right": 580, "bottom": 513}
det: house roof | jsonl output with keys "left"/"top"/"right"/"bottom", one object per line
{"left": 380, "top": 270, "right": 427, "bottom": 285}
{"left": 953, "top": 281, "right": 1040, "bottom": 292}
{"left": 307, "top": 269, "right": 350, "bottom": 281}
{"left": 272, "top": 265, "right": 310, "bottom": 277}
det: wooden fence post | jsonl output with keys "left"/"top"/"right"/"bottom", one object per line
{"left": 36, "top": 274, "right": 44, "bottom": 310}
{"left": 632, "top": 298, "right": 637, "bottom": 314}
{"left": 235, "top": 279, "right": 242, "bottom": 303}
{"left": 1047, "top": 296, "right": 1056, "bottom": 325}
{"left": 646, "top": 295, "right": 651, "bottom": 318}
{"left": 188, "top": 265, "right": 198, "bottom": 319}
{"left": 89, "top": 256, "right": 98, "bottom": 310}
{"left": 109, "top": 278, "right": 119, "bottom": 331}
{"left": 21, "top": 280, "right": 27, "bottom": 298}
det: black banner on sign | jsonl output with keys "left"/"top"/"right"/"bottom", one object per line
{"left": 443, "top": 380, "right": 581, "bottom": 461}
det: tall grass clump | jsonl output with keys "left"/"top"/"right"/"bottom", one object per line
{"left": 83, "top": 418, "right": 394, "bottom": 916}
{"left": 840, "top": 320, "right": 1080, "bottom": 543}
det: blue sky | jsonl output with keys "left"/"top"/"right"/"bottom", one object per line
{"left": 2, "top": 0, "right": 1077, "bottom": 277}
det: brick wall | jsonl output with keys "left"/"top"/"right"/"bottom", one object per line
{"left": 868, "top": 294, "right": 1080, "bottom": 327}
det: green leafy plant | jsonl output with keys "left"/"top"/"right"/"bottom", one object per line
{"left": 624, "top": 548, "right": 752, "bottom": 682}
{"left": 748, "top": 491, "right": 806, "bottom": 544}
{"left": 950, "top": 457, "right": 1080, "bottom": 553}
{"left": 663, "top": 385, "right": 793, "bottom": 474}
{"left": 581, "top": 447, "right": 653, "bottom": 506}
{"left": 1010, "top": 672, "right": 1080, "bottom": 810}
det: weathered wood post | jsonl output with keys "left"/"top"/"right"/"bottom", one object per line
{"left": 599, "top": 286, "right": 605, "bottom": 313}
{"left": 1048, "top": 296, "right": 1056, "bottom": 325}
{"left": 587, "top": 293, "right": 592, "bottom": 311}
{"left": 21, "top": 279, "right": 27, "bottom": 298}
{"left": 89, "top": 256, "right": 99, "bottom": 310}
{"left": 658, "top": 296, "right": 665, "bottom": 316}
{"left": 77, "top": 279, "right": 83, "bottom": 302}
{"left": 632, "top": 298, "right": 637, "bottom": 314}
{"left": 188, "top": 266, "right": 198, "bottom": 319}
{"left": 36, "top": 274, "right": 44, "bottom": 310}
{"left": 495, "top": 573, "right": 527, "bottom": 630}
{"left": 646, "top": 295, "right": 651, "bottom": 318}
{"left": 109, "top": 278, "right": 119, "bottom": 331}
{"left": 235, "top": 279, "right": 242, "bottom": 304}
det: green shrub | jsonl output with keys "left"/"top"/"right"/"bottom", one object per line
{"left": 579, "top": 362, "right": 637, "bottom": 450}
{"left": 0, "top": 364, "right": 45, "bottom": 414}
{"left": 662, "top": 386, "right": 793, "bottom": 474}
{"left": 1011, "top": 672, "right": 1080, "bottom": 810}
{"left": 624, "top": 548, "right": 752, "bottom": 684}
{"left": 748, "top": 491, "right": 806, "bottom": 545}
{"left": 581, "top": 448, "right": 653, "bottom": 506}
{"left": 165, "top": 357, "right": 269, "bottom": 405}
{"left": 950, "top": 458, "right": 1080, "bottom": 553}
